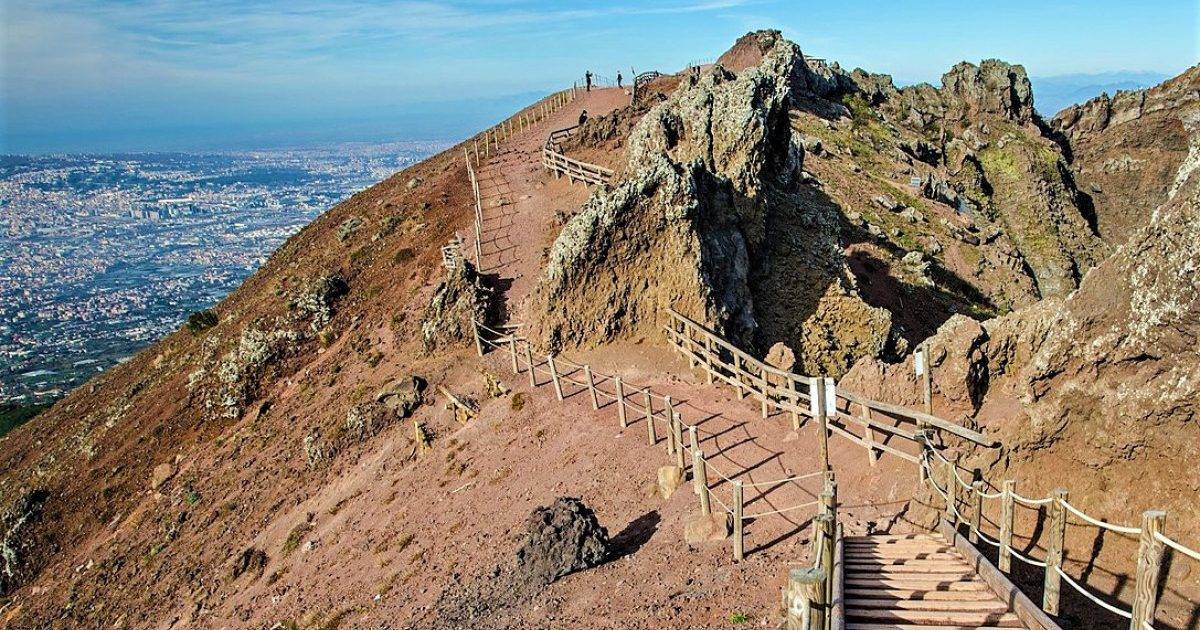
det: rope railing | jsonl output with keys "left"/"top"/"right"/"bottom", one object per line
{"left": 784, "top": 482, "right": 841, "bottom": 630}
{"left": 471, "top": 318, "right": 830, "bottom": 564}
{"left": 914, "top": 434, "right": 1197, "bottom": 629}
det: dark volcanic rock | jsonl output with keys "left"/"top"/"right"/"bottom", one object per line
{"left": 515, "top": 497, "right": 610, "bottom": 587}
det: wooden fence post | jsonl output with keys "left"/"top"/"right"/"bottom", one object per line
{"left": 813, "top": 376, "right": 830, "bottom": 471}
{"left": 704, "top": 337, "right": 715, "bottom": 384}
{"left": 969, "top": 480, "right": 983, "bottom": 544}
{"left": 1130, "top": 510, "right": 1167, "bottom": 630}
{"left": 693, "top": 449, "right": 711, "bottom": 515}
{"left": 508, "top": 338, "right": 519, "bottom": 374}
{"left": 921, "top": 343, "right": 933, "bottom": 419}
{"left": 664, "top": 396, "right": 677, "bottom": 455}
{"left": 472, "top": 319, "right": 485, "bottom": 356}
{"left": 759, "top": 369, "right": 769, "bottom": 418}
{"left": 999, "top": 480, "right": 1015, "bottom": 573}
{"left": 614, "top": 376, "right": 627, "bottom": 427}
{"left": 689, "top": 425, "right": 699, "bottom": 454}
{"left": 547, "top": 355, "right": 564, "bottom": 401}
{"left": 584, "top": 365, "right": 599, "bottom": 410}
{"left": 861, "top": 404, "right": 878, "bottom": 466}
{"left": 1043, "top": 489, "right": 1069, "bottom": 615}
{"left": 789, "top": 377, "right": 801, "bottom": 430}
{"left": 673, "top": 413, "right": 686, "bottom": 469}
{"left": 787, "top": 568, "right": 825, "bottom": 630}
{"left": 524, "top": 344, "right": 536, "bottom": 387}
{"left": 643, "top": 389, "right": 656, "bottom": 445}
{"left": 734, "top": 355, "right": 746, "bottom": 399}
{"left": 944, "top": 460, "right": 957, "bottom": 526}
{"left": 733, "top": 481, "right": 744, "bottom": 562}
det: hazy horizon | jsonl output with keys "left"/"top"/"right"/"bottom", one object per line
{"left": 3, "top": 0, "right": 1196, "bottom": 154}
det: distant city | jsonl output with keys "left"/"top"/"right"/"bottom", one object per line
{"left": 0, "top": 142, "right": 443, "bottom": 404}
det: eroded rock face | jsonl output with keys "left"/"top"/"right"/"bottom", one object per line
{"left": 515, "top": 498, "right": 609, "bottom": 587}
{"left": 0, "top": 489, "right": 49, "bottom": 596}
{"left": 420, "top": 260, "right": 491, "bottom": 352}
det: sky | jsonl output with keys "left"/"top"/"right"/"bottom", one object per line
{"left": 1, "top": 0, "right": 1197, "bottom": 154}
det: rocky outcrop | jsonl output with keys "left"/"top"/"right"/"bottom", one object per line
{"left": 527, "top": 35, "right": 897, "bottom": 376}
{"left": 421, "top": 261, "right": 492, "bottom": 352}
{"left": 0, "top": 489, "right": 49, "bottom": 596}
{"left": 1052, "top": 64, "right": 1200, "bottom": 243}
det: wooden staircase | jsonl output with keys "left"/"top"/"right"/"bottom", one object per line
{"left": 843, "top": 533, "right": 1027, "bottom": 629}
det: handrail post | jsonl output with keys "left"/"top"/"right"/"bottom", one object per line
{"left": 789, "top": 377, "right": 801, "bottom": 430}
{"left": 787, "top": 567, "right": 825, "bottom": 630}
{"left": 584, "top": 365, "right": 599, "bottom": 410}
{"left": 693, "top": 449, "right": 711, "bottom": 515}
{"left": 813, "top": 376, "right": 830, "bottom": 471}
{"left": 943, "top": 460, "right": 957, "bottom": 526}
{"left": 614, "top": 376, "right": 627, "bottom": 427}
{"left": 915, "top": 429, "right": 931, "bottom": 485}
{"left": 472, "top": 318, "right": 485, "bottom": 356}
{"left": 969, "top": 480, "right": 983, "bottom": 544}
{"left": 1130, "top": 510, "right": 1167, "bottom": 630}
{"left": 508, "top": 337, "right": 519, "bottom": 374}
{"left": 664, "top": 396, "right": 677, "bottom": 455}
{"left": 861, "top": 403, "right": 878, "bottom": 466}
{"left": 524, "top": 344, "right": 537, "bottom": 387}
{"left": 734, "top": 354, "right": 746, "bottom": 399}
{"left": 920, "top": 343, "right": 933, "bottom": 422}
{"left": 643, "top": 389, "right": 656, "bottom": 445}
{"left": 547, "top": 354, "right": 564, "bottom": 400}
{"left": 759, "top": 368, "right": 769, "bottom": 418}
{"left": 733, "top": 480, "right": 744, "bottom": 562}
{"left": 1043, "top": 488, "right": 1069, "bottom": 615}
{"left": 673, "top": 413, "right": 686, "bottom": 469}
{"left": 704, "top": 337, "right": 715, "bottom": 384}
{"left": 999, "top": 480, "right": 1015, "bottom": 573}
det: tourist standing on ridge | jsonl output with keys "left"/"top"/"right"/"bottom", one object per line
{"left": 616, "top": 72, "right": 623, "bottom": 89}
{"left": 585, "top": 71, "right": 593, "bottom": 92}
{"left": 578, "top": 110, "right": 588, "bottom": 126}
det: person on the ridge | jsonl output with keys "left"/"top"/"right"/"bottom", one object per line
{"left": 578, "top": 110, "right": 589, "bottom": 126}
{"left": 585, "top": 71, "right": 593, "bottom": 92}
{"left": 617, "top": 72, "right": 623, "bottom": 89}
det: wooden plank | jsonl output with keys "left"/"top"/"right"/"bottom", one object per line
{"left": 844, "top": 579, "right": 990, "bottom": 592}
{"left": 845, "top": 565, "right": 976, "bottom": 575}
{"left": 843, "top": 608, "right": 1022, "bottom": 626}
{"left": 845, "top": 624, "right": 1017, "bottom": 630}
{"left": 846, "top": 598, "right": 1010, "bottom": 612}
{"left": 843, "top": 588, "right": 999, "bottom": 601}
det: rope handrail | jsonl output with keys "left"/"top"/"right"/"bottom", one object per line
{"left": 1056, "top": 565, "right": 1134, "bottom": 619}
{"left": 740, "top": 471, "right": 825, "bottom": 488}
{"left": 1156, "top": 531, "right": 1200, "bottom": 563}
{"left": 1059, "top": 498, "right": 1141, "bottom": 536}
{"left": 744, "top": 499, "right": 820, "bottom": 519}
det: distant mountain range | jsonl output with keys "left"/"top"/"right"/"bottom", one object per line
{"left": 1030, "top": 71, "right": 1171, "bottom": 117}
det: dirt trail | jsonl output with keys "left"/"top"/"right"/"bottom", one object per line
{"left": 468, "top": 87, "right": 629, "bottom": 322}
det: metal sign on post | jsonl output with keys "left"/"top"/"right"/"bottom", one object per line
{"left": 914, "top": 349, "right": 925, "bottom": 376}
{"left": 809, "top": 376, "right": 821, "bottom": 417}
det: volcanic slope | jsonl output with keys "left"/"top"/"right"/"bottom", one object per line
{"left": 0, "top": 31, "right": 1140, "bottom": 629}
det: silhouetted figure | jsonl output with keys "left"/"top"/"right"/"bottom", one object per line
{"left": 578, "top": 110, "right": 589, "bottom": 126}
{"left": 617, "top": 72, "right": 623, "bottom": 88}
{"left": 585, "top": 71, "right": 593, "bottom": 92}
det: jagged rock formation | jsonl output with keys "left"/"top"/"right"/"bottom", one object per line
{"left": 528, "top": 31, "right": 1104, "bottom": 376}
{"left": 1052, "top": 64, "right": 1200, "bottom": 243}
{"left": 421, "top": 260, "right": 492, "bottom": 352}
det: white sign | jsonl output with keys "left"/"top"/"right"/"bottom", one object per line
{"left": 825, "top": 377, "right": 837, "bottom": 416}
{"left": 915, "top": 350, "right": 925, "bottom": 376}
{"left": 809, "top": 376, "right": 821, "bottom": 417}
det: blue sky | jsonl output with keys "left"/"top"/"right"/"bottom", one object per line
{"left": 2, "top": 0, "right": 1197, "bottom": 153}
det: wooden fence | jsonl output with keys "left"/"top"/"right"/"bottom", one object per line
{"left": 542, "top": 125, "right": 613, "bottom": 186}
{"left": 470, "top": 318, "right": 829, "bottom": 563}
{"left": 460, "top": 86, "right": 578, "bottom": 268}
{"left": 919, "top": 436, "right": 1199, "bottom": 630}
{"left": 662, "top": 307, "right": 995, "bottom": 471}
{"left": 631, "top": 70, "right": 663, "bottom": 104}
{"left": 784, "top": 483, "right": 843, "bottom": 630}
{"left": 660, "top": 306, "right": 1198, "bottom": 630}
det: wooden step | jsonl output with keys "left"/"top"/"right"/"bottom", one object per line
{"left": 846, "top": 598, "right": 1011, "bottom": 613}
{"left": 844, "top": 578, "right": 990, "bottom": 591}
{"left": 845, "top": 608, "right": 1023, "bottom": 627}
{"left": 845, "top": 551, "right": 961, "bottom": 560}
{"left": 844, "top": 619, "right": 1022, "bottom": 624}
{"left": 846, "top": 565, "right": 976, "bottom": 575}
{"left": 844, "top": 588, "right": 999, "bottom": 601}
{"left": 846, "top": 558, "right": 970, "bottom": 567}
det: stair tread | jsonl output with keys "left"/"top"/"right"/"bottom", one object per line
{"left": 846, "top": 625, "right": 1018, "bottom": 630}
{"left": 846, "top": 598, "right": 1011, "bottom": 612}
{"left": 844, "top": 579, "right": 990, "bottom": 591}
{"left": 845, "top": 609, "right": 1022, "bottom": 626}
{"left": 844, "top": 588, "right": 999, "bottom": 601}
